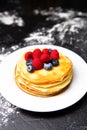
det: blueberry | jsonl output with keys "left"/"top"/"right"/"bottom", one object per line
{"left": 44, "top": 63, "right": 53, "bottom": 70}
{"left": 52, "top": 60, "right": 59, "bottom": 66}
{"left": 49, "top": 48, "right": 52, "bottom": 53}
{"left": 27, "top": 65, "right": 34, "bottom": 72}
{"left": 26, "top": 60, "right": 32, "bottom": 66}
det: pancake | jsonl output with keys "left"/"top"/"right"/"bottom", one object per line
{"left": 14, "top": 48, "right": 73, "bottom": 97}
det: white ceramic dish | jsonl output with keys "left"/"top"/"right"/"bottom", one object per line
{"left": 0, "top": 45, "right": 87, "bottom": 112}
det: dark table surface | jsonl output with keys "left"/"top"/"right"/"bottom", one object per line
{"left": 0, "top": 0, "right": 87, "bottom": 130}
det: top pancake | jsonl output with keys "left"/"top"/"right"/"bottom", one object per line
{"left": 16, "top": 52, "right": 72, "bottom": 85}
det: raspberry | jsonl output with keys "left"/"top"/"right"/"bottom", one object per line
{"left": 24, "top": 52, "right": 33, "bottom": 61}
{"left": 40, "top": 54, "right": 50, "bottom": 63}
{"left": 33, "top": 49, "right": 42, "bottom": 58}
{"left": 32, "top": 58, "right": 43, "bottom": 70}
{"left": 50, "top": 49, "right": 59, "bottom": 60}
{"left": 42, "top": 48, "right": 50, "bottom": 55}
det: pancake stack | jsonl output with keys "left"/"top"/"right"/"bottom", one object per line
{"left": 14, "top": 48, "right": 73, "bottom": 97}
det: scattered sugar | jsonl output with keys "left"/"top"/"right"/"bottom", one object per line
{"left": 0, "top": 11, "right": 24, "bottom": 26}
{"left": 34, "top": 8, "right": 75, "bottom": 19}
{"left": 24, "top": 17, "right": 86, "bottom": 45}
{"left": 24, "top": 31, "right": 54, "bottom": 45}
{"left": 48, "top": 17, "right": 85, "bottom": 41}
{"left": 25, "top": 7, "right": 87, "bottom": 46}
{"left": 0, "top": 94, "right": 20, "bottom": 127}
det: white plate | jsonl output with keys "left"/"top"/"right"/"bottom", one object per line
{"left": 0, "top": 45, "right": 87, "bottom": 112}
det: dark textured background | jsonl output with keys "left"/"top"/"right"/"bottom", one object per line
{"left": 0, "top": 0, "right": 87, "bottom": 130}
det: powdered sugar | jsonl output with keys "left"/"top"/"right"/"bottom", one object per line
{"left": 25, "top": 7, "right": 87, "bottom": 46}
{"left": 24, "top": 17, "right": 86, "bottom": 45}
{"left": 0, "top": 11, "right": 24, "bottom": 26}
{"left": 24, "top": 31, "right": 54, "bottom": 45}
{"left": 34, "top": 7, "right": 75, "bottom": 19}
{"left": 0, "top": 45, "right": 20, "bottom": 62}
{"left": 47, "top": 17, "right": 85, "bottom": 41}
{"left": 0, "top": 94, "right": 19, "bottom": 127}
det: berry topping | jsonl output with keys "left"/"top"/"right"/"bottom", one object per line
{"left": 33, "top": 49, "right": 42, "bottom": 58}
{"left": 27, "top": 65, "right": 34, "bottom": 72}
{"left": 42, "top": 48, "right": 50, "bottom": 55}
{"left": 50, "top": 49, "right": 59, "bottom": 60}
{"left": 52, "top": 59, "right": 59, "bottom": 66}
{"left": 24, "top": 52, "right": 33, "bottom": 61}
{"left": 44, "top": 63, "right": 53, "bottom": 70}
{"left": 40, "top": 54, "right": 50, "bottom": 63}
{"left": 24, "top": 48, "right": 60, "bottom": 72}
{"left": 32, "top": 58, "right": 43, "bottom": 70}
{"left": 26, "top": 60, "right": 32, "bottom": 66}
